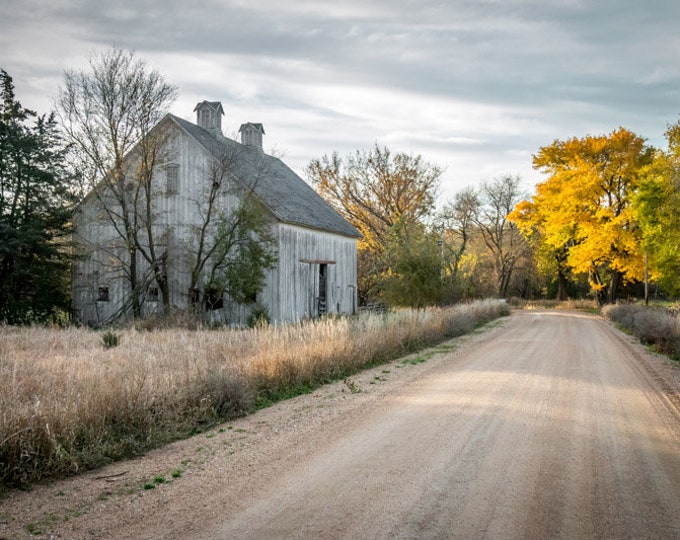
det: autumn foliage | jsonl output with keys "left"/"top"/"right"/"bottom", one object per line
{"left": 307, "top": 144, "right": 442, "bottom": 304}
{"left": 510, "top": 128, "right": 653, "bottom": 303}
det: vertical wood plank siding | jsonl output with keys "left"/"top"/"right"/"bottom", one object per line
{"left": 263, "top": 223, "right": 357, "bottom": 323}
{"left": 72, "top": 117, "right": 358, "bottom": 326}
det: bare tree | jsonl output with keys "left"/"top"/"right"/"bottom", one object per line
{"left": 436, "top": 187, "right": 479, "bottom": 280}
{"left": 474, "top": 175, "right": 529, "bottom": 298}
{"left": 58, "top": 48, "right": 177, "bottom": 317}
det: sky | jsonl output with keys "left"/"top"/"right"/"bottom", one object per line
{"left": 2, "top": 0, "right": 680, "bottom": 203}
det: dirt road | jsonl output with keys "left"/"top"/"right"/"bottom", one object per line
{"left": 2, "top": 310, "right": 680, "bottom": 539}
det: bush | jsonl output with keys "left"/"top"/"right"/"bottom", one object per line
{"left": 247, "top": 304, "right": 270, "bottom": 328}
{"left": 602, "top": 304, "right": 680, "bottom": 357}
{"left": 101, "top": 330, "right": 120, "bottom": 349}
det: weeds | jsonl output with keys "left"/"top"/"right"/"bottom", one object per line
{"left": 101, "top": 330, "right": 120, "bottom": 349}
{"left": 343, "top": 378, "right": 361, "bottom": 393}
{"left": 511, "top": 298, "right": 598, "bottom": 312}
{"left": 603, "top": 303, "right": 680, "bottom": 358}
{"left": 0, "top": 299, "right": 509, "bottom": 489}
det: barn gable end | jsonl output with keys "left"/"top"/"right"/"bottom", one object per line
{"left": 72, "top": 101, "right": 359, "bottom": 326}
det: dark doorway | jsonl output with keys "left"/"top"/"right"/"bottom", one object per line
{"left": 318, "top": 264, "right": 328, "bottom": 315}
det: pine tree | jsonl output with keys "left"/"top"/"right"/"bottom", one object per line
{"left": 0, "top": 70, "right": 75, "bottom": 323}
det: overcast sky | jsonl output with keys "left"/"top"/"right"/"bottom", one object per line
{"left": 2, "top": 0, "right": 679, "bottom": 202}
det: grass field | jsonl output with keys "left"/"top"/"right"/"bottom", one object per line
{"left": 0, "top": 299, "right": 509, "bottom": 489}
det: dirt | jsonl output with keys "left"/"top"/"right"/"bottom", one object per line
{"left": 2, "top": 310, "right": 680, "bottom": 539}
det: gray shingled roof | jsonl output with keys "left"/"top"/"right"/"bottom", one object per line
{"left": 170, "top": 114, "right": 361, "bottom": 239}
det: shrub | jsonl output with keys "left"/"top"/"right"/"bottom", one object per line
{"left": 603, "top": 304, "right": 680, "bottom": 357}
{"left": 101, "top": 330, "right": 120, "bottom": 349}
{"left": 246, "top": 304, "right": 270, "bottom": 328}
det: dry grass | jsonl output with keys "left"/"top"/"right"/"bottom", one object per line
{"left": 510, "top": 298, "right": 599, "bottom": 311}
{"left": 0, "top": 299, "right": 509, "bottom": 489}
{"left": 602, "top": 303, "right": 680, "bottom": 358}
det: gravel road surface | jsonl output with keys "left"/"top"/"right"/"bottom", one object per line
{"left": 2, "top": 310, "right": 679, "bottom": 539}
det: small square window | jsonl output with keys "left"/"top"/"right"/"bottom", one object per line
{"left": 97, "top": 287, "right": 110, "bottom": 302}
{"left": 148, "top": 287, "right": 159, "bottom": 302}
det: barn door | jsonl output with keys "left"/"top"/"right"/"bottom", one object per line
{"left": 318, "top": 263, "right": 328, "bottom": 315}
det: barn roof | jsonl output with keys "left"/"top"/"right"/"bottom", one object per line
{"left": 168, "top": 114, "right": 361, "bottom": 239}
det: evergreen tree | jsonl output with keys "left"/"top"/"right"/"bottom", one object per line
{"left": 0, "top": 70, "right": 75, "bottom": 323}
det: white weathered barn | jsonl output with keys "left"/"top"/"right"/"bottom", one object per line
{"left": 72, "top": 101, "right": 360, "bottom": 325}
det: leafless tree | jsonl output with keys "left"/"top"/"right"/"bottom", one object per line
{"left": 436, "top": 186, "right": 479, "bottom": 279}
{"left": 58, "top": 47, "right": 177, "bottom": 317}
{"left": 474, "top": 175, "right": 529, "bottom": 298}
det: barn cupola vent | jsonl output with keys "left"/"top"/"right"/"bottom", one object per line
{"left": 193, "top": 101, "right": 224, "bottom": 138}
{"left": 239, "top": 122, "right": 265, "bottom": 151}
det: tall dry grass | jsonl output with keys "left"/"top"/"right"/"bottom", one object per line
{"left": 0, "top": 299, "right": 508, "bottom": 488}
{"left": 509, "top": 298, "right": 598, "bottom": 311}
{"left": 602, "top": 303, "right": 680, "bottom": 357}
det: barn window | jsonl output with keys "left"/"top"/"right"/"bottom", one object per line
{"left": 189, "top": 288, "right": 200, "bottom": 305}
{"left": 97, "top": 287, "right": 110, "bottom": 302}
{"left": 148, "top": 287, "right": 159, "bottom": 302}
{"left": 204, "top": 285, "right": 224, "bottom": 311}
{"left": 166, "top": 164, "right": 179, "bottom": 194}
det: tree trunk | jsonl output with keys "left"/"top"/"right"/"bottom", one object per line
{"left": 154, "top": 253, "right": 171, "bottom": 312}
{"left": 589, "top": 266, "right": 607, "bottom": 306}
{"left": 557, "top": 268, "right": 569, "bottom": 301}
{"left": 608, "top": 270, "right": 622, "bottom": 304}
{"left": 129, "top": 248, "right": 141, "bottom": 318}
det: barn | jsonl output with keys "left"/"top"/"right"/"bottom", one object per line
{"left": 72, "top": 100, "right": 360, "bottom": 326}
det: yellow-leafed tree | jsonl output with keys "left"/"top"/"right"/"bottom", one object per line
{"left": 509, "top": 128, "right": 653, "bottom": 304}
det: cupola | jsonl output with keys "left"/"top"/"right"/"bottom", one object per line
{"left": 193, "top": 101, "right": 224, "bottom": 138}
{"left": 239, "top": 122, "right": 265, "bottom": 151}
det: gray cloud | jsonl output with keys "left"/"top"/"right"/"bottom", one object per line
{"left": 2, "top": 0, "right": 679, "bottom": 200}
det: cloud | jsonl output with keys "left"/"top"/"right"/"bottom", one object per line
{"left": 2, "top": 0, "right": 679, "bottom": 203}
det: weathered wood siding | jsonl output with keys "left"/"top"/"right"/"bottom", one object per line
{"left": 262, "top": 223, "right": 357, "bottom": 323}
{"left": 72, "top": 121, "right": 237, "bottom": 324}
{"left": 72, "top": 116, "right": 358, "bottom": 326}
